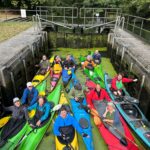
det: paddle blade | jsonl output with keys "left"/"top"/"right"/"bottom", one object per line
{"left": 52, "top": 104, "right": 62, "bottom": 111}
{"left": 29, "top": 110, "right": 35, "bottom": 118}
{"left": 0, "top": 116, "right": 10, "bottom": 128}
{"left": 91, "top": 109, "right": 99, "bottom": 116}
{"left": 93, "top": 115, "right": 101, "bottom": 126}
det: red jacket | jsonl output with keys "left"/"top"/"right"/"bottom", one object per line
{"left": 87, "top": 89, "right": 111, "bottom": 109}
{"left": 111, "top": 77, "right": 133, "bottom": 91}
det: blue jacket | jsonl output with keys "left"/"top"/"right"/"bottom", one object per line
{"left": 93, "top": 53, "right": 101, "bottom": 60}
{"left": 53, "top": 113, "right": 83, "bottom": 136}
{"left": 22, "top": 87, "right": 38, "bottom": 106}
{"left": 28, "top": 102, "right": 51, "bottom": 122}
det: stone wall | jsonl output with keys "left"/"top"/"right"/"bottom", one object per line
{"left": 0, "top": 28, "right": 48, "bottom": 105}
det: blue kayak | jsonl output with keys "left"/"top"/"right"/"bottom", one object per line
{"left": 62, "top": 68, "right": 75, "bottom": 87}
{"left": 69, "top": 76, "right": 94, "bottom": 150}
{"left": 70, "top": 98, "right": 94, "bottom": 150}
{"left": 104, "top": 73, "right": 150, "bottom": 148}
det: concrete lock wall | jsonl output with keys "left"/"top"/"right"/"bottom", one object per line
{"left": 107, "top": 33, "right": 150, "bottom": 120}
{"left": 0, "top": 29, "right": 48, "bottom": 106}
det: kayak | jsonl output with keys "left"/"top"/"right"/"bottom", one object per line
{"left": 55, "top": 91, "right": 78, "bottom": 150}
{"left": 50, "top": 63, "right": 62, "bottom": 91}
{"left": 85, "top": 79, "right": 138, "bottom": 150}
{"left": 79, "top": 55, "right": 105, "bottom": 88}
{"left": 104, "top": 73, "right": 150, "bottom": 148}
{"left": 32, "top": 70, "right": 50, "bottom": 87}
{"left": 32, "top": 57, "right": 53, "bottom": 87}
{"left": 70, "top": 97, "right": 94, "bottom": 150}
{"left": 17, "top": 84, "right": 61, "bottom": 150}
{"left": 0, "top": 79, "right": 47, "bottom": 150}
{"left": 62, "top": 68, "right": 75, "bottom": 87}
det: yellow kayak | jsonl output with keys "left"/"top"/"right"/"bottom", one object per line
{"left": 55, "top": 91, "right": 78, "bottom": 150}
{"left": 32, "top": 57, "right": 55, "bottom": 87}
{"left": 32, "top": 71, "right": 50, "bottom": 87}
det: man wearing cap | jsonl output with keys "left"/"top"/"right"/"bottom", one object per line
{"left": 2, "top": 97, "right": 28, "bottom": 134}
{"left": 22, "top": 82, "right": 38, "bottom": 106}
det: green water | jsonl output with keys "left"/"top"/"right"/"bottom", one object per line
{"left": 38, "top": 47, "right": 146, "bottom": 150}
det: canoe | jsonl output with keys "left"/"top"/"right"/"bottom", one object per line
{"left": 104, "top": 73, "right": 150, "bottom": 148}
{"left": 79, "top": 55, "right": 105, "bottom": 88}
{"left": 85, "top": 79, "right": 138, "bottom": 150}
{"left": 70, "top": 97, "right": 94, "bottom": 150}
{"left": 55, "top": 91, "right": 78, "bottom": 150}
{"left": 50, "top": 63, "right": 62, "bottom": 91}
{"left": 17, "top": 84, "right": 61, "bottom": 150}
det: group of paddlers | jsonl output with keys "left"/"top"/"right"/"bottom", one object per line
{"left": 1, "top": 49, "right": 138, "bottom": 145}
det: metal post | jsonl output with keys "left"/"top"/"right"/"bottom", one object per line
{"left": 72, "top": 8, "right": 73, "bottom": 25}
{"left": 121, "top": 17, "right": 125, "bottom": 29}
{"left": 139, "top": 19, "right": 143, "bottom": 36}
{"left": 84, "top": 8, "right": 86, "bottom": 28}
{"left": 126, "top": 15, "right": 129, "bottom": 29}
{"left": 132, "top": 18, "right": 136, "bottom": 32}
{"left": 129, "top": 62, "right": 133, "bottom": 72}
{"left": 138, "top": 75, "right": 146, "bottom": 100}
{"left": 22, "top": 59, "right": 28, "bottom": 82}
{"left": 64, "top": 8, "right": 65, "bottom": 25}
{"left": 121, "top": 47, "right": 125, "bottom": 64}
{"left": 10, "top": 72, "right": 17, "bottom": 96}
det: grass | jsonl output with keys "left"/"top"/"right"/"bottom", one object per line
{"left": 0, "top": 22, "right": 32, "bottom": 42}
{"left": 38, "top": 47, "right": 146, "bottom": 150}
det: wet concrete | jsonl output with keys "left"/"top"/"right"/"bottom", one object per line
{"left": 0, "top": 27, "right": 48, "bottom": 105}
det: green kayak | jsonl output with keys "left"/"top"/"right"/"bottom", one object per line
{"left": 0, "top": 80, "right": 47, "bottom": 150}
{"left": 79, "top": 55, "right": 105, "bottom": 88}
{"left": 17, "top": 84, "right": 61, "bottom": 150}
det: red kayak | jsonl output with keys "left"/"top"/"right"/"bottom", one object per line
{"left": 50, "top": 63, "right": 62, "bottom": 91}
{"left": 85, "top": 80, "right": 139, "bottom": 150}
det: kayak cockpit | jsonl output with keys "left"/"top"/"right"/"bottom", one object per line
{"left": 121, "top": 103, "right": 142, "bottom": 119}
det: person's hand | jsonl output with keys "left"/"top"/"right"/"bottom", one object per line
{"left": 103, "top": 114, "right": 106, "bottom": 118}
{"left": 82, "top": 133, "right": 89, "bottom": 138}
{"left": 64, "top": 67, "right": 68, "bottom": 70}
{"left": 103, "top": 119, "right": 108, "bottom": 122}
{"left": 75, "top": 97, "right": 79, "bottom": 101}
{"left": 133, "top": 79, "right": 138, "bottom": 82}
{"left": 36, "top": 120, "right": 41, "bottom": 126}
{"left": 61, "top": 134, "right": 66, "bottom": 140}
{"left": 87, "top": 104, "right": 91, "bottom": 108}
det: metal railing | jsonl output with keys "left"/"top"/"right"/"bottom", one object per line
{"left": 119, "top": 13, "right": 150, "bottom": 43}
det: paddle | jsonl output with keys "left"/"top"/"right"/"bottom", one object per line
{"left": 90, "top": 108, "right": 139, "bottom": 148}
{"left": 14, "top": 104, "right": 62, "bottom": 147}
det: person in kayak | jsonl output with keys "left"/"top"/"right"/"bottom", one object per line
{"left": 22, "top": 82, "right": 38, "bottom": 106}
{"left": 68, "top": 82, "right": 88, "bottom": 103}
{"left": 53, "top": 106, "right": 89, "bottom": 140}
{"left": 28, "top": 96, "right": 51, "bottom": 127}
{"left": 87, "top": 84, "right": 111, "bottom": 116}
{"left": 111, "top": 73, "right": 138, "bottom": 96}
{"left": 102, "top": 102, "right": 126, "bottom": 141}
{"left": 103, "top": 102, "right": 119, "bottom": 125}
{"left": 1, "top": 97, "right": 28, "bottom": 141}
{"left": 36, "top": 55, "right": 50, "bottom": 75}
{"left": 63, "top": 54, "right": 75, "bottom": 70}
{"left": 92, "top": 50, "right": 101, "bottom": 64}
{"left": 82, "top": 55, "right": 96, "bottom": 70}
